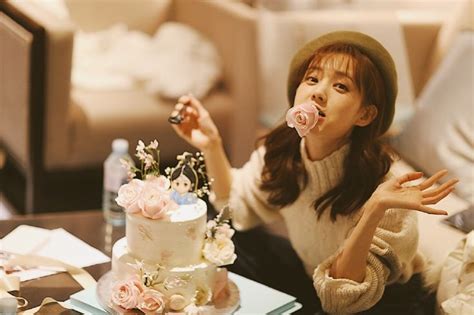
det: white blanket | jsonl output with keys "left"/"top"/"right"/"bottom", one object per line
{"left": 72, "top": 22, "right": 222, "bottom": 99}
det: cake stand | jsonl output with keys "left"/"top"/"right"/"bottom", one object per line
{"left": 97, "top": 271, "right": 240, "bottom": 314}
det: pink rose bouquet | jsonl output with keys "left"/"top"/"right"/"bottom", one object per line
{"left": 286, "top": 102, "right": 320, "bottom": 137}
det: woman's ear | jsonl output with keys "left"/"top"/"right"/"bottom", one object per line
{"left": 355, "top": 105, "right": 378, "bottom": 127}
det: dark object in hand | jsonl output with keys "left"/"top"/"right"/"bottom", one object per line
{"left": 168, "top": 107, "right": 186, "bottom": 124}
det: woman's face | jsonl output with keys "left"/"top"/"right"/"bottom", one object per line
{"left": 171, "top": 174, "right": 192, "bottom": 194}
{"left": 293, "top": 53, "right": 370, "bottom": 143}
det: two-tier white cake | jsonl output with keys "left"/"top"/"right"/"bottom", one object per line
{"left": 108, "top": 143, "right": 237, "bottom": 314}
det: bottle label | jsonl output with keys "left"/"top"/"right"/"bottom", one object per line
{"left": 104, "top": 169, "right": 127, "bottom": 192}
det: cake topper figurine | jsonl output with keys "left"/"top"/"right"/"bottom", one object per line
{"left": 166, "top": 152, "right": 210, "bottom": 205}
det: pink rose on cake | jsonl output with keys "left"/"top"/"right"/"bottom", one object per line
{"left": 137, "top": 289, "right": 166, "bottom": 314}
{"left": 145, "top": 174, "right": 171, "bottom": 191}
{"left": 139, "top": 183, "right": 178, "bottom": 219}
{"left": 286, "top": 101, "right": 320, "bottom": 137}
{"left": 116, "top": 179, "right": 144, "bottom": 213}
{"left": 203, "top": 237, "right": 236, "bottom": 266}
{"left": 111, "top": 277, "right": 144, "bottom": 310}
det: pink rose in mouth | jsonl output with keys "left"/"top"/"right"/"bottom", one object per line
{"left": 286, "top": 102, "right": 320, "bottom": 137}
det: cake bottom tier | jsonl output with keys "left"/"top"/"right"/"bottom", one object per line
{"left": 111, "top": 237, "right": 220, "bottom": 312}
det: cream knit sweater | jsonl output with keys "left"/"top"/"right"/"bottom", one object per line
{"left": 213, "top": 140, "right": 425, "bottom": 314}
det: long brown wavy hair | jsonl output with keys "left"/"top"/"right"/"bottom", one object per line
{"left": 260, "top": 43, "right": 395, "bottom": 221}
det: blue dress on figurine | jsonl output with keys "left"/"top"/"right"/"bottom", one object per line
{"left": 170, "top": 190, "right": 197, "bottom": 205}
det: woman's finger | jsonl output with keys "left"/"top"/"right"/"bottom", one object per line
{"left": 422, "top": 179, "right": 458, "bottom": 198}
{"left": 171, "top": 123, "right": 188, "bottom": 139}
{"left": 398, "top": 172, "right": 423, "bottom": 185}
{"left": 417, "top": 205, "right": 448, "bottom": 216}
{"left": 418, "top": 169, "right": 448, "bottom": 190}
{"left": 184, "top": 94, "right": 209, "bottom": 118}
{"left": 422, "top": 187, "right": 455, "bottom": 205}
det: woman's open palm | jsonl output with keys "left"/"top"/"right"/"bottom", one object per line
{"left": 372, "top": 170, "right": 458, "bottom": 215}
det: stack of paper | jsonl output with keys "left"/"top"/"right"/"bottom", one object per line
{"left": 0, "top": 225, "right": 110, "bottom": 281}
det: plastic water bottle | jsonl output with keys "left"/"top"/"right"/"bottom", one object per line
{"left": 103, "top": 138, "right": 131, "bottom": 226}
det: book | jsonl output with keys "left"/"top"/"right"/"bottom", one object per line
{"left": 69, "top": 284, "right": 107, "bottom": 314}
{"left": 228, "top": 272, "right": 302, "bottom": 314}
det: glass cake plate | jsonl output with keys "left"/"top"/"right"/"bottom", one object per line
{"left": 97, "top": 271, "right": 240, "bottom": 314}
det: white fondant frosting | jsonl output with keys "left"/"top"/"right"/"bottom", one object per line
{"left": 112, "top": 237, "right": 217, "bottom": 308}
{"left": 126, "top": 199, "right": 207, "bottom": 266}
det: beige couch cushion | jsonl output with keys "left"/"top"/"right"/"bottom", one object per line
{"left": 64, "top": 0, "right": 172, "bottom": 34}
{"left": 59, "top": 88, "right": 232, "bottom": 169}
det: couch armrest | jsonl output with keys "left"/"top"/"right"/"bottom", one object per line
{"left": 0, "top": 11, "right": 33, "bottom": 170}
{"left": 173, "top": 0, "right": 259, "bottom": 167}
{"left": 6, "top": 0, "right": 75, "bottom": 170}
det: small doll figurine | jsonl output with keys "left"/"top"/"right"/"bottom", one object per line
{"left": 170, "top": 153, "right": 199, "bottom": 205}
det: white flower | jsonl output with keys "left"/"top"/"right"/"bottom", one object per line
{"left": 136, "top": 140, "right": 146, "bottom": 152}
{"left": 148, "top": 140, "right": 159, "bottom": 150}
{"left": 202, "top": 238, "right": 236, "bottom": 266}
{"left": 144, "top": 153, "right": 154, "bottom": 170}
{"left": 116, "top": 179, "right": 144, "bottom": 213}
{"left": 214, "top": 223, "right": 234, "bottom": 240}
{"left": 193, "top": 285, "right": 212, "bottom": 306}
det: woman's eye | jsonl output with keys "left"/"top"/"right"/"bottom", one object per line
{"left": 335, "top": 83, "right": 348, "bottom": 92}
{"left": 176, "top": 182, "right": 180, "bottom": 186}
{"left": 184, "top": 183, "right": 188, "bottom": 187}
{"left": 307, "top": 76, "right": 318, "bottom": 84}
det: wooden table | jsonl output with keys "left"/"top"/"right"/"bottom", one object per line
{"left": 0, "top": 210, "right": 124, "bottom": 313}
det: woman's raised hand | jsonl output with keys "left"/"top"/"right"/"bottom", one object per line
{"left": 170, "top": 94, "right": 221, "bottom": 151}
{"left": 370, "top": 170, "right": 458, "bottom": 217}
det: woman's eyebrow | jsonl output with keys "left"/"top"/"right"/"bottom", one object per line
{"left": 307, "top": 66, "right": 354, "bottom": 82}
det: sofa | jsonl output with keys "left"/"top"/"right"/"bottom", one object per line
{"left": 0, "top": 0, "right": 259, "bottom": 213}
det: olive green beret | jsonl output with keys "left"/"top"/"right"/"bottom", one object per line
{"left": 287, "top": 31, "right": 397, "bottom": 135}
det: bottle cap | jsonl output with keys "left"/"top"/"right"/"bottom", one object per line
{"left": 112, "top": 138, "right": 129, "bottom": 154}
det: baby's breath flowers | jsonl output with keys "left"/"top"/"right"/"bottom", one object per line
{"left": 120, "top": 140, "right": 160, "bottom": 180}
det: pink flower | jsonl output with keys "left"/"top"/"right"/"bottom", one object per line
{"left": 137, "top": 289, "right": 166, "bottom": 314}
{"left": 116, "top": 179, "right": 144, "bottom": 213}
{"left": 139, "top": 184, "right": 178, "bottom": 220}
{"left": 145, "top": 175, "right": 171, "bottom": 191}
{"left": 286, "top": 102, "right": 320, "bottom": 137}
{"left": 212, "top": 268, "right": 230, "bottom": 302}
{"left": 111, "top": 278, "right": 144, "bottom": 310}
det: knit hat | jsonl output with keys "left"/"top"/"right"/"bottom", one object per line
{"left": 287, "top": 31, "right": 397, "bottom": 135}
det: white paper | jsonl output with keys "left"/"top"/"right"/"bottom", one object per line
{"left": 0, "top": 225, "right": 110, "bottom": 281}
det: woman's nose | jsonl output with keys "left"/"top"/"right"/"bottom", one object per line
{"left": 311, "top": 87, "right": 327, "bottom": 104}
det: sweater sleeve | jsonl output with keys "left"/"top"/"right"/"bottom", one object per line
{"left": 313, "top": 208, "right": 425, "bottom": 314}
{"left": 211, "top": 146, "right": 282, "bottom": 231}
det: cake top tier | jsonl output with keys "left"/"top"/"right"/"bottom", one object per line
{"left": 115, "top": 140, "right": 210, "bottom": 221}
